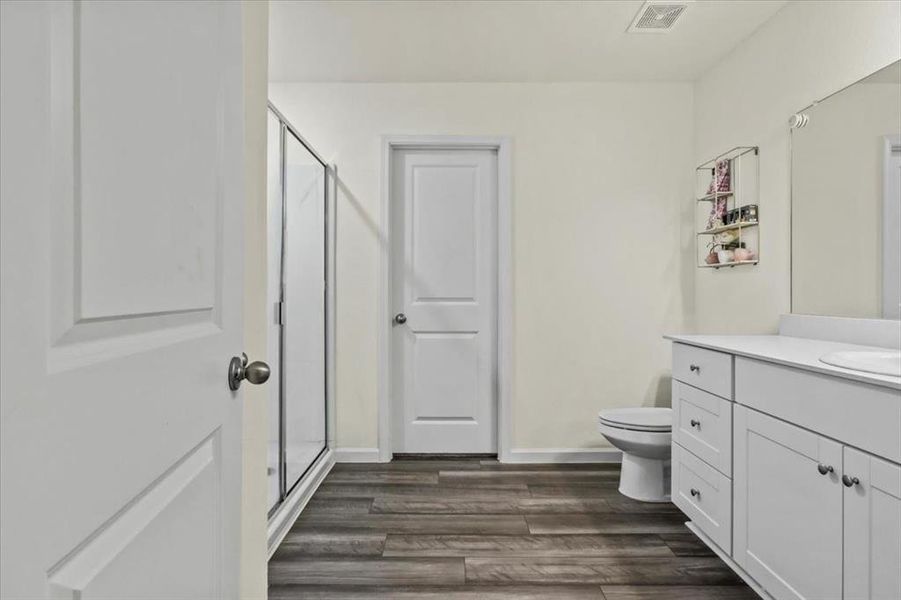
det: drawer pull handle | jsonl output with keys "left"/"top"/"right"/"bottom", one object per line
{"left": 690, "top": 488, "right": 701, "bottom": 498}
{"left": 817, "top": 464, "right": 834, "bottom": 475}
{"left": 689, "top": 364, "right": 701, "bottom": 373}
{"left": 842, "top": 475, "right": 860, "bottom": 488}
{"left": 690, "top": 419, "right": 700, "bottom": 428}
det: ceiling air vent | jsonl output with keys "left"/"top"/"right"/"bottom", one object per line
{"left": 627, "top": 1, "right": 688, "bottom": 33}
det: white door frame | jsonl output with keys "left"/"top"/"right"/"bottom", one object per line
{"left": 378, "top": 135, "right": 512, "bottom": 462}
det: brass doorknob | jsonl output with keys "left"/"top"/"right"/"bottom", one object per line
{"left": 228, "top": 353, "right": 271, "bottom": 391}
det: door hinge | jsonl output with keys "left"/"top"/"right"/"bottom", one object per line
{"left": 275, "top": 301, "right": 285, "bottom": 325}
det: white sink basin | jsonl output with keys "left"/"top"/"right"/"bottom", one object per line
{"left": 819, "top": 350, "right": 901, "bottom": 377}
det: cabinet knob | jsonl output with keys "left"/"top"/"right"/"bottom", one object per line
{"left": 842, "top": 475, "right": 860, "bottom": 488}
{"left": 817, "top": 464, "right": 834, "bottom": 476}
{"left": 689, "top": 364, "right": 701, "bottom": 373}
{"left": 690, "top": 419, "right": 700, "bottom": 428}
{"left": 690, "top": 488, "right": 700, "bottom": 498}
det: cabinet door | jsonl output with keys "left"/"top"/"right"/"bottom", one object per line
{"left": 734, "top": 406, "right": 843, "bottom": 600}
{"left": 844, "top": 447, "right": 901, "bottom": 600}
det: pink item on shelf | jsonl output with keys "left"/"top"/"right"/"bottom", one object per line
{"left": 706, "top": 159, "right": 732, "bottom": 194}
{"left": 734, "top": 248, "right": 753, "bottom": 262}
{"left": 706, "top": 197, "right": 727, "bottom": 230}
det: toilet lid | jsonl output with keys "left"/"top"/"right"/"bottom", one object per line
{"left": 599, "top": 408, "right": 672, "bottom": 431}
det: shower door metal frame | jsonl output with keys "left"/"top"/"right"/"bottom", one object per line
{"left": 267, "top": 102, "right": 331, "bottom": 519}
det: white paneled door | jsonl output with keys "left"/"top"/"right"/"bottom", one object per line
{"left": 391, "top": 148, "right": 498, "bottom": 454}
{"left": 1, "top": 2, "right": 245, "bottom": 598}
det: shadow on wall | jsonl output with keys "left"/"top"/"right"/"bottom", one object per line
{"left": 337, "top": 177, "right": 382, "bottom": 245}
{"left": 644, "top": 374, "right": 672, "bottom": 408}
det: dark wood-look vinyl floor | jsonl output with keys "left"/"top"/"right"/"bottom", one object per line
{"left": 268, "top": 459, "right": 757, "bottom": 599}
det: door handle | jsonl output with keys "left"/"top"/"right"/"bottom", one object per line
{"left": 842, "top": 474, "right": 860, "bottom": 488}
{"left": 817, "top": 464, "right": 834, "bottom": 476}
{"left": 228, "top": 353, "right": 271, "bottom": 391}
{"left": 394, "top": 313, "right": 407, "bottom": 325}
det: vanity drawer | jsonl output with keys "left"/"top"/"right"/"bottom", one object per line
{"left": 672, "top": 343, "right": 733, "bottom": 399}
{"left": 735, "top": 357, "right": 901, "bottom": 463}
{"left": 672, "top": 381, "right": 733, "bottom": 476}
{"left": 672, "top": 442, "right": 732, "bottom": 554}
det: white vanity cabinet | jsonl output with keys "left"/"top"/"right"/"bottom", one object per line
{"left": 843, "top": 448, "right": 901, "bottom": 600}
{"left": 667, "top": 336, "right": 901, "bottom": 600}
{"left": 734, "top": 405, "right": 844, "bottom": 600}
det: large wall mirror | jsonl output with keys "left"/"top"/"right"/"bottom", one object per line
{"left": 792, "top": 60, "right": 901, "bottom": 320}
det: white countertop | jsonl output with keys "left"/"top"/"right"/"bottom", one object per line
{"left": 665, "top": 334, "right": 901, "bottom": 391}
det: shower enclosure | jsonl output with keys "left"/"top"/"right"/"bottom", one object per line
{"left": 266, "top": 104, "right": 331, "bottom": 519}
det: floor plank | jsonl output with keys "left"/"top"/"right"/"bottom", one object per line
{"left": 294, "top": 513, "right": 530, "bottom": 535}
{"left": 302, "top": 498, "right": 374, "bottom": 515}
{"left": 527, "top": 514, "right": 688, "bottom": 535}
{"left": 269, "top": 557, "right": 465, "bottom": 586}
{"left": 659, "top": 532, "right": 717, "bottom": 557}
{"left": 269, "top": 584, "right": 607, "bottom": 599}
{"left": 439, "top": 470, "right": 620, "bottom": 485}
{"left": 479, "top": 460, "right": 621, "bottom": 472}
{"left": 331, "top": 460, "right": 481, "bottom": 472}
{"left": 383, "top": 533, "right": 674, "bottom": 557}
{"left": 325, "top": 471, "right": 439, "bottom": 484}
{"left": 316, "top": 483, "right": 531, "bottom": 500}
{"left": 273, "top": 533, "right": 386, "bottom": 557}
{"left": 464, "top": 556, "right": 744, "bottom": 585}
{"left": 601, "top": 585, "right": 760, "bottom": 599}
{"left": 371, "top": 497, "right": 680, "bottom": 515}
{"left": 527, "top": 483, "right": 624, "bottom": 498}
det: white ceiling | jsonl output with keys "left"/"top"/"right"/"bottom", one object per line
{"left": 269, "top": 0, "right": 789, "bottom": 83}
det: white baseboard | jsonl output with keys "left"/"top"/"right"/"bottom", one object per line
{"left": 267, "top": 447, "right": 335, "bottom": 558}
{"left": 334, "top": 447, "right": 381, "bottom": 463}
{"left": 504, "top": 448, "right": 622, "bottom": 463}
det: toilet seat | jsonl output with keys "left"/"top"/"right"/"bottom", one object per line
{"left": 598, "top": 408, "right": 672, "bottom": 432}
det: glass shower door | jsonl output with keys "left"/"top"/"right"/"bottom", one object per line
{"left": 267, "top": 105, "right": 328, "bottom": 517}
{"left": 282, "top": 132, "right": 327, "bottom": 493}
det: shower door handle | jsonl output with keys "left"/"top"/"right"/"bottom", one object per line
{"left": 228, "top": 353, "right": 271, "bottom": 391}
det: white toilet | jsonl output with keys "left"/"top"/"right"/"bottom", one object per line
{"left": 598, "top": 407, "right": 672, "bottom": 502}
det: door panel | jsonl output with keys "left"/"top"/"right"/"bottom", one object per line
{"left": 734, "top": 406, "right": 843, "bottom": 600}
{"left": 392, "top": 148, "right": 497, "bottom": 453}
{"left": 410, "top": 165, "right": 478, "bottom": 301}
{"left": 1, "top": 2, "right": 244, "bottom": 597}
{"left": 844, "top": 447, "right": 901, "bottom": 600}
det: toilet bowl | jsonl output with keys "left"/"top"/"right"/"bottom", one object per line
{"left": 598, "top": 407, "right": 672, "bottom": 502}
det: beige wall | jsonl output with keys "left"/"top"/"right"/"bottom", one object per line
{"left": 693, "top": 0, "right": 901, "bottom": 333}
{"left": 241, "top": 0, "right": 268, "bottom": 597}
{"left": 268, "top": 82, "right": 694, "bottom": 451}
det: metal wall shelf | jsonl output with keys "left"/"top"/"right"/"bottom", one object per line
{"left": 696, "top": 146, "right": 760, "bottom": 269}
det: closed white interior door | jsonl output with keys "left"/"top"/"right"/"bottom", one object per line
{"left": 391, "top": 148, "right": 497, "bottom": 454}
{"left": 0, "top": 2, "right": 245, "bottom": 598}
